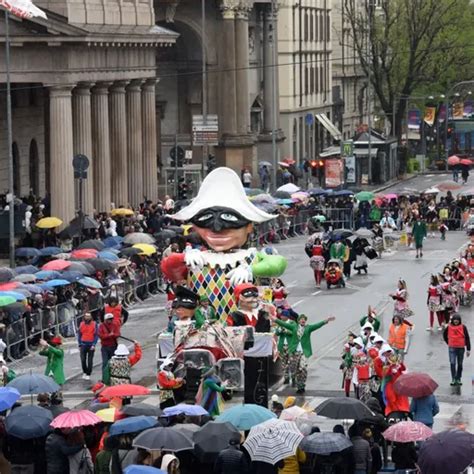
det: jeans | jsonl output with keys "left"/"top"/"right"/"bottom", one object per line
{"left": 80, "top": 345, "right": 95, "bottom": 375}
{"left": 449, "top": 347, "right": 465, "bottom": 380}
{"left": 11, "top": 465, "right": 34, "bottom": 474}
{"left": 101, "top": 345, "right": 116, "bottom": 376}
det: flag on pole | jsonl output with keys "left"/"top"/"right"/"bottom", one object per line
{"left": 423, "top": 106, "right": 436, "bottom": 126}
{"left": 0, "top": 0, "right": 47, "bottom": 19}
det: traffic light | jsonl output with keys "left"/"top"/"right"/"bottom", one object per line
{"left": 310, "top": 159, "right": 324, "bottom": 176}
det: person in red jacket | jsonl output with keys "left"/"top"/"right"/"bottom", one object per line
{"left": 104, "top": 297, "right": 126, "bottom": 326}
{"left": 157, "top": 358, "right": 185, "bottom": 409}
{"left": 77, "top": 312, "right": 99, "bottom": 380}
{"left": 98, "top": 313, "right": 121, "bottom": 378}
{"left": 443, "top": 313, "right": 471, "bottom": 386}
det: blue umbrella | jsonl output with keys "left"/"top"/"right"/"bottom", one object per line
{"left": 7, "top": 373, "right": 59, "bottom": 395}
{"left": 15, "top": 248, "right": 41, "bottom": 258}
{"left": 23, "top": 284, "right": 43, "bottom": 294}
{"left": 0, "top": 291, "right": 27, "bottom": 302}
{"left": 163, "top": 404, "right": 209, "bottom": 417}
{"left": 15, "top": 265, "right": 39, "bottom": 275}
{"left": 98, "top": 251, "right": 119, "bottom": 262}
{"left": 43, "top": 279, "right": 71, "bottom": 288}
{"left": 0, "top": 387, "right": 21, "bottom": 411}
{"left": 60, "top": 271, "right": 84, "bottom": 283}
{"left": 332, "top": 190, "right": 354, "bottom": 197}
{"left": 124, "top": 466, "right": 165, "bottom": 474}
{"left": 78, "top": 277, "right": 103, "bottom": 289}
{"left": 103, "top": 236, "right": 124, "bottom": 248}
{"left": 35, "top": 270, "right": 60, "bottom": 281}
{"left": 14, "top": 288, "right": 32, "bottom": 298}
{"left": 5, "top": 405, "right": 53, "bottom": 440}
{"left": 308, "top": 188, "right": 327, "bottom": 196}
{"left": 109, "top": 416, "right": 158, "bottom": 437}
{"left": 39, "top": 247, "right": 63, "bottom": 257}
{"left": 276, "top": 198, "right": 294, "bottom": 205}
{"left": 215, "top": 404, "right": 276, "bottom": 431}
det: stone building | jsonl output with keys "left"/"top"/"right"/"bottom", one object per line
{"left": 0, "top": 1, "right": 177, "bottom": 224}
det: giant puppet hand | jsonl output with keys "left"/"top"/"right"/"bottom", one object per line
{"left": 226, "top": 263, "right": 253, "bottom": 286}
{"left": 251, "top": 252, "right": 288, "bottom": 278}
{"left": 184, "top": 247, "right": 205, "bottom": 271}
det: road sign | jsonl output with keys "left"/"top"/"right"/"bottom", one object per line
{"left": 72, "top": 154, "right": 90, "bottom": 180}
{"left": 192, "top": 114, "right": 219, "bottom": 146}
{"left": 305, "top": 113, "right": 314, "bottom": 126}
{"left": 341, "top": 140, "right": 354, "bottom": 158}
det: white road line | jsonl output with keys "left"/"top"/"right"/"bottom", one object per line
{"left": 311, "top": 290, "right": 322, "bottom": 296}
{"left": 292, "top": 299, "right": 305, "bottom": 308}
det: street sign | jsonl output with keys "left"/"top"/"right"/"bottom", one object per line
{"left": 72, "top": 154, "right": 90, "bottom": 180}
{"left": 305, "top": 113, "right": 314, "bottom": 126}
{"left": 341, "top": 140, "right": 354, "bottom": 158}
{"left": 192, "top": 114, "right": 219, "bottom": 146}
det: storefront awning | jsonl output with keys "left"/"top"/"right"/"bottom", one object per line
{"left": 315, "top": 113, "right": 342, "bottom": 140}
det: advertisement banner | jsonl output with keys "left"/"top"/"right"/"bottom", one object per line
{"left": 345, "top": 156, "right": 356, "bottom": 183}
{"left": 453, "top": 102, "right": 464, "bottom": 119}
{"left": 437, "top": 104, "right": 446, "bottom": 123}
{"left": 408, "top": 109, "right": 421, "bottom": 130}
{"left": 325, "top": 159, "right": 342, "bottom": 188}
{"left": 463, "top": 100, "right": 473, "bottom": 117}
{"left": 423, "top": 106, "right": 436, "bottom": 126}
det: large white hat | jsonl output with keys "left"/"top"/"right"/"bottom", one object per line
{"left": 353, "top": 337, "right": 364, "bottom": 347}
{"left": 372, "top": 334, "right": 385, "bottom": 344}
{"left": 362, "top": 321, "right": 373, "bottom": 331}
{"left": 114, "top": 344, "right": 130, "bottom": 356}
{"left": 172, "top": 167, "right": 275, "bottom": 223}
{"left": 380, "top": 344, "right": 393, "bottom": 354}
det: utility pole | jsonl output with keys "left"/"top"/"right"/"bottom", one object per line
{"left": 270, "top": 0, "right": 278, "bottom": 192}
{"left": 201, "top": 0, "right": 207, "bottom": 179}
{"left": 366, "top": 0, "right": 373, "bottom": 184}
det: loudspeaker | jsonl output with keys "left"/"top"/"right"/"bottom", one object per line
{"left": 244, "top": 356, "right": 269, "bottom": 408}
{"left": 184, "top": 367, "right": 202, "bottom": 401}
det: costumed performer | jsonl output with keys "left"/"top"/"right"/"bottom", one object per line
{"left": 195, "top": 366, "right": 227, "bottom": 417}
{"left": 157, "top": 357, "right": 185, "bottom": 409}
{"left": 39, "top": 336, "right": 65, "bottom": 386}
{"left": 167, "top": 286, "right": 199, "bottom": 333}
{"left": 103, "top": 341, "right": 142, "bottom": 386}
{"left": 194, "top": 295, "right": 218, "bottom": 329}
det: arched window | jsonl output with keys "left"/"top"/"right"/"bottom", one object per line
{"left": 29, "top": 139, "right": 39, "bottom": 196}
{"left": 12, "top": 142, "right": 20, "bottom": 196}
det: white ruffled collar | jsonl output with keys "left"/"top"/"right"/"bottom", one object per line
{"left": 199, "top": 247, "right": 257, "bottom": 269}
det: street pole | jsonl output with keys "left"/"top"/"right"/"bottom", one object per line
{"left": 174, "top": 135, "right": 178, "bottom": 198}
{"left": 271, "top": 0, "right": 277, "bottom": 191}
{"left": 5, "top": 11, "right": 15, "bottom": 268}
{"left": 366, "top": 1, "right": 373, "bottom": 184}
{"left": 201, "top": 0, "right": 207, "bottom": 179}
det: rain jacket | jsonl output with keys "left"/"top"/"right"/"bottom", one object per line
{"left": 278, "top": 448, "right": 306, "bottom": 474}
{"left": 45, "top": 432, "right": 83, "bottom": 474}
{"left": 40, "top": 344, "right": 65, "bottom": 385}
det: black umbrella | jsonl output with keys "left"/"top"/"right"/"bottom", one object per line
{"left": 7, "top": 374, "right": 60, "bottom": 395}
{"left": 133, "top": 427, "right": 194, "bottom": 452}
{"left": 68, "top": 262, "right": 95, "bottom": 275}
{"left": 314, "top": 398, "right": 374, "bottom": 420}
{"left": 86, "top": 258, "right": 116, "bottom": 272}
{"left": 5, "top": 405, "right": 53, "bottom": 439}
{"left": 166, "top": 226, "right": 184, "bottom": 235}
{"left": 273, "top": 190, "right": 292, "bottom": 199}
{"left": 194, "top": 421, "right": 240, "bottom": 462}
{"left": 154, "top": 230, "right": 177, "bottom": 242}
{"left": 77, "top": 240, "right": 105, "bottom": 251}
{"left": 59, "top": 216, "right": 99, "bottom": 239}
{"left": 15, "top": 265, "right": 39, "bottom": 275}
{"left": 89, "top": 402, "right": 111, "bottom": 413}
{"left": 121, "top": 403, "right": 162, "bottom": 417}
{"left": 0, "top": 267, "right": 15, "bottom": 283}
{"left": 120, "top": 247, "right": 142, "bottom": 257}
{"left": 327, "top": 229, "right": 354, "bottom": 241}
{"left": 60, "top": 270, "right": 84, "bottom": 282}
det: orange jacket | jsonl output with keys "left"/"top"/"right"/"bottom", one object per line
{"left": 388, "top": 323, "right": 408, "bottom": 350}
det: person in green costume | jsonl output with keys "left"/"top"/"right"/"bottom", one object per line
{"left": 194, "top": 295, "right": 218, "bottom": 329}
{"left": 359, "top": 306, "right": 381, "bottom": 332}
{"left": 39, "top": 336, "right": 65, "bottom": 385}
{"left": 329, "top": 237, "right": 347, "bottom": 264}
{"left": 195, "top": 366, "right": 227, "bottom": 417}
{"left": 412, "top": 214, "right": 427, "bottom": 258}
{"left": 272, "top": 313, "right": 335, "bottom": 394}
{"left": 275, "top": 309, "right": 295, "bottom": 385}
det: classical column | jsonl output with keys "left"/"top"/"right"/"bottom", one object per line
{"left": 262, "top": 4, "right": 275, "bottom": 132}
{"left": 49, "top": 85, "right": 75, "bottom": 225}
{"left": 109, "top": 81, "right": 129, "bottom": 207}
{"left": 235, "top": 3, "right": 251, "bottom": 135}
{"left": 141, "top": 79, "right": 158, "bottom": 202}
{"left": 72, "top": 83, "right": 94, "bottom": 215}
{"left": 91, "top": 83, "right": 112, "bottom": 212}
{"left": 126, "top": 80, "right": 144, "bottom": 206}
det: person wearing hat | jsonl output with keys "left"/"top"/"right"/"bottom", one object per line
{"left": 167, "top": 285, "right": 199, "bottom": 332}
{"left": 160, "top": 167, "right": 287, "bottom": 318}
{"left": 103, "top": 340, "right": 142, "bottom": 386}
{"left": 195, "top": 366, "right": 227, "bottom": 417}
{"left": 329, "top": 236, "right": 347, "bottom": 265}
{"left": 157, "top": 357, "right": 185, "bottom": 409}
{"left": 352, "top": 338, "right": 372, "bottom": 404}
{"left": 272, "top": 313, "right": 335, "bottom": 394}
{"left": 359, "top": 305, "right": 380, "bottom": 332}
{"left": 194, "top": 294, "right": 218, "bottom": 329}
{"left": 39, "top": 336, "right": 65, "bottom": 385}
{"left": 98, "top": 312, "right": 121, "bottom": 378}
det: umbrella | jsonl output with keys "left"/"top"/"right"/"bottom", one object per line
{"left": 154, "top": 230, "right": 177, "bottom": 242}
{"left": 308, "top": 188, "right": 327, "bottom": 196}
{"left": 300, "top": 432, "right": 352, "bottom": 455}
{"left": 422, "top": 187, "right": 440, "bottom": 195}
{"left": 109, "top": 415, "right": 158, "bottom": 437}
{"left": 460, "top": 159, "right": 472, "bottom": 166}
{"left": 124, "top": 466, "right": 165, "bottom": 474}
{"left": 278, "top": 161, "right": 290, "bottom": 168}
{"left": 355, "top": 191, "right": 374, "bottom": 202}
{"left": 163, "top": 404, "right": 208, "bottom": 417}
{"left": 67, "top": 262, "right": 95, "bottom": 275}
{"left": 121, "top": 403, "right": 161, "bottom": 418}
{"left": 245, "top": 188, "right": 265, "bottom": 197}
{"left": 103, "top": 236, "right": 124, "bottom": 248}
{"left": 84, "top": 258, "right": 116, "bottom": 272}
{"left": 258, "top": 161, "right": 273, "bottom": 168}
{"left": 133, "top": 427, "right": 194, "bottom": 452}
{"left": 123, "top": 233, "right": 156, "bottom": 245}
{"left": 250, "top": 193, "right": 276, "bottom": 203}
{"left": 276, "top": 198, "right": 294, "bottom": 205}
{"left": 314, "top": 398, "right": 374, "bottom": 420}
{"left": 59, "top": 216, "right": 99, "bottom": 239}
{"left": 100, "top": 384, "right": 151, "bottom": 399}
{"left": 88, "top": 402, "right": 111, "bottom": 413}
{"left": 0, "top": 267, "right": 15, "bottom": 283}
{"left": 132, "top": 243, "right": 157, "bottom": 256}
{"left": 0, "top": 387, "right": 21, "bottom": 411}
{"left": 282, "top": 157, "right": 296, "bottom": 165}
{"left": 77, "top": 239, "right": 106, "bottom": 251}
{"left": 60, "top": 271, "right": 84, "bottom": 283}
{"left": 194, "top": 421, "right": 240, "bottom": 461}
{"left": 393, "top": 372, "right": 438, "bottom": 398}
{"left": 71, "top": 249, "right": 99, "bottom": 259}
{"left": 457, "top": 187, "right": 474, "bottom": 197}
{"left": 13, "top": 274, "right": 37, "bottom": 283}
{"left": 36, "top": 217, "right": 63, "bottom": 229}
{"left": 51, "top": 410, "right": 102, "bottom": 429}
{"left": 327, "top": 229, "right": 353, "bottom": 241}
{"left": 355, "top": 228, "right": 373, "bottom": 238}
{"left": 243, "top": 418, "right": 304, "bottom": 465}
{"left": 5, "top": 406, "right": 53, "bottom": 440}
{"left": 0, "top": 296, "right": 16, "bottom": 307}
{"left": 35, "top": 270, "right": 61, "bottom": 280}
{"left": 111, "top": 208, "right": 134, "bottom": 217}
{"left": 311, "top": 215, "right": 326, "bottom": 223}
{"left": 280, "top": 406, "right": 308, "bottom": 421}
{"left": 15, "top": 247, "right": 41, "bottom": 258}
{"left": 96, "top": 407, "right": 123, "bottom": 423}
{"left": 15, "top": 265, "right": 39, "bottom": 275}
{"left": 120, "top": 247, "right": 142, "bottom": 257}
{"left": 7, "top": 373, "right": 59, "bottom": 395}
{"left": 43, "top": 279, "right": 71, "bottom": 288}
{"left": 0, "top": 282, "right": 20, "bottom": 291}
{"left": 418, "top": 429, "right": 474, "bottom": 474}
{"left": 277, "top": 183, "right": 300, "bottom": 193}
{"left": 0, "top": 291, "right": 27, "bottom": 302}
{"left": 332, "top": 190, "right": 354, "bottom": 197}
{"left": 215, "top": 404, "right": 276, "bottom": 431}
{"left": 23, "top": 284, "right": 43, "bottom": 294}
{"left": 42, "top": 260, "right": 71, "bottom": 272}
{"left": 273, "top": 190, "right": 291, "bottom": 199}
{"left": 98, "top": 251, "right": 119, "bottom": 262}
{"left": 171, "top": 423, "right": 201, "bottom": 439}
{"left": 447, "top": 155, "right": 461, "bottom": 165}
{"left": 78, "top": 277, "right": 103, "bottom": 289}
{"left": 382, "top": 421, "right": 433, "bottom": 443}
{"left": 39, "top": 247, "right": 63, "bottom": 257}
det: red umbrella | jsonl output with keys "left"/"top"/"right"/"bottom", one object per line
{"left": 71, "top": 249, "right": 98, "bottom": 259}
{"left": 50, "top": 410, "right": 102, "bottom": 429}
{"left": 447, "top": 155, "right": 460, "bottom": 166}
{"left": 0, "top": 282, "right": 20, "bottom": 291}
{"left": 283, "top": 157, "right": 296, "bottom": 165}
{"left": 460, "top": 158, "right": 472, "bottom": 166}
{"left": 382, "top": 421, "right": 433, "bottom": 443}
{"left": 394, "top": 372, "right": 438, "bottom": 398}
{"left": 101, "top": 384, "right": 151, "bottom": 398}
{"left": 42, "top": 260, "right": 71, "bottom": 271}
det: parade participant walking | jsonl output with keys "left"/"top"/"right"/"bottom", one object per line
{"left": 194, "top": 295, "right": 218, "bottom": 329}
{"left": 273, "top": 314, "right": 335, "bottom": 394}
{"left": 352, "top": 338, "right": 372, "bottom": 403}
{"left": 308, "top": 237, "right": 325, "bottom": 288}
{"left": 196, "top": 366, "right": 227, "bottom": 417}
{"left": 340, "top": 332, "right": 356, "bottom": 397}
{"left": 98, "top": 313, "right": 121, "bottom": 377}
{"left": 39, "top": 336, "right": 65, "bottom": 386}
{"left": 271, "top": 278, "right": 288, "bottom": 308}
{"left": 443, "top": 313, "right": 471, "bottom": 386}
{"left": 77, "top": 312, "right": 98, "bottom": 380}
{"left": 360, "top": 306, "right": 380, "bottom": 333}
{"left": 104, "top": 297, "right": 125, "bottom": 326}
{"left": 103, "top": 340, "right": 142, "bottom": 386}
{"left": 157, "top": 358, "right": 185, "bottom": 409}
{"left": 426, "top": 275, "right": 444, "bottom": 331}
{"left": 389, "top": 279, "right": 414, "bottom": 326}
{"left": 329, "top": 237, "right": 346, "bottom": 265}
{"left": 387, "top": 316, "right": 411, "bottom": 360}
{"left": 275, "top": 309, "right": 294, "bottom": 385}
{"left": 412, "top": 214, "right": 427, "bottom": 258}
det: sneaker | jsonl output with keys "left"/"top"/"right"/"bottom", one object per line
{"left": 437, "top": 326, "right": 443, "bottom": 332}
{"left": 450, "top": 379, "right": 456, "bottom": 386}
{"left": 84, "top": 375, "right": 90, "bottom": 381}
{"left": 456, "top": 379, "right": 463, "bottom": 386}
{"left": 81, "top": 374, "right": 87, "bottom": 380}
{"left": 426, "top": 327, "right": 433, "bottom": 331}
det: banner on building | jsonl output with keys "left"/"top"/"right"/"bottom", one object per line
{"left": 344, "top": 156, "right": 356, "bottom": 184}
{"left": 437, "top": 104, "right": 446, "bottom": 123}
{"left": 463, "top": 100, "right": 473, "bottom": 118}
{"left": 453, "top": 102, "right": 464, "bottom": 119}
{"left": 423, "top": 107, "right": 436, "bottom": 126}
{"left": 325, "top": 159, "right": 343, "bottom": 188}
{"left": 408, "top": 109, "right": 421, "bottom": 130}
{"left": 0, "top": 0, "right": 47, "bottom": 19}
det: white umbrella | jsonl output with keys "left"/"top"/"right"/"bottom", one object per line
{"left": 277, "top": 183, "right": 300, "bottom": 194}
{"left": 355, "top": 228, "right": 373, "bottom": 238}
{"left": 123, "top": 232, "right": 156, "bottom": 245}
{"left": 422, "top": 187, "right": 440, "bottom": 195}
{"left": 243, "top": 418, "right": 303, "bottom": 465}
{"left": 280, "top": 406, "right": 307, "bottom": 421}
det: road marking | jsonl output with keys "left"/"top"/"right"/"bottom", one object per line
{"left": 311, "top": 290, "right": 322, "bottom": 296}
{"left": 292, "top": 299, "right": 305, "bottom": 308}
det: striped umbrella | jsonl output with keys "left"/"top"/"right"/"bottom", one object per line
{"left": 300, "top": 432, "right": 353, "bottom": 455}
{"left": 243, "top": 418, "right": 303, "bottom": 464}
{"left": 382, "top": 421, "right": 433, "bottom": 443}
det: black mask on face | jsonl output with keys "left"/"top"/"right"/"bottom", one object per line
{"left": 191, "top": 207, "right": 250, "bottom": 232}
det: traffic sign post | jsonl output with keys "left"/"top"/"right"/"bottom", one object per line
{"left": 341, "top": 140, "right": 356, "bottom": 184}
{"left": 72, "top": 154, "right": 90, "bottom": 238}
{"left": 192, "top": 114, "right": 219, "bottom": 146}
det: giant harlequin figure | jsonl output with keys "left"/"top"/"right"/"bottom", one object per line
{"left": 160, "top": 168, "right": 287, "bottom": 319}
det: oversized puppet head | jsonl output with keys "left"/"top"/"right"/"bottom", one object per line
{"left": 234, "top": 283, "right": 259, "bottom": 311}
{"left": 174, "top": 285, "right": 199, "bottom": 321}
{"left": 172, "top": 168, "right": 275, "bottom": 252}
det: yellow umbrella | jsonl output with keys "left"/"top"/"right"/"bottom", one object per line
{"left": 111, "top": 208, "right": 134, "bottom": 217}
{"left": 181, "top": 224, "right": 193, "bottom": 236}
{"left": 36, "top": 217, "right": 63, "bottom": 229}
{"left": 132, "top": 243, "right": 157, "bottom": 256}
{"left": 96, "top": 407, "right": 119, "bottom": 423}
